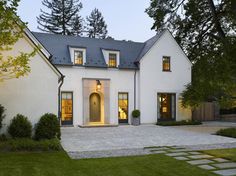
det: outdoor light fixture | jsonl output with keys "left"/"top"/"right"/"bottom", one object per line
{"left": 96, "top": 80, "right": 102, "bottom": 90}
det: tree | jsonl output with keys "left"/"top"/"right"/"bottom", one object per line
{"left": 37, "top": 0, "right": 83, "bottom": 36}
{"left": 0, "top": 0, "right": 37, "bottom": 82}
{"left": 86, "top": 8, "right": 108, "bottom": 39}
{"left": 146, "top": 0, "right": 236, "bottom": 108}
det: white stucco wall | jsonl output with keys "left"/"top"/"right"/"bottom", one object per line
{"left": 0, "top": 35, "right": 60, "bottom": 132}
{"left": 138, "top": 31, "right": 192, "bottom": 123}
{"left": 58, "top": 66, "right": 135, "bottom": 126}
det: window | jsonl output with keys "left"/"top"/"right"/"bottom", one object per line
{"left": 118, "top": 93, "right": 128, "bottom": 123}
{"left": 108, "top": 53, "right": 117, "bottom": 67}
{"left": 162, "top": 56, "right": 171, "bottom": 71}
{"left": 157, "top": 93, "right": 176, "bottom": 120}
{"left": 61, "top": 92, "right": 73, "bottom": 125}
{"left": 74, "top": 50, "right": 83, "bottom": 65}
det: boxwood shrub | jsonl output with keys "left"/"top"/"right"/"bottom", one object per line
{"left": 35, "top": 113, "right": 61, "bottom": 140}
{"left": 8, "top": 114, "right": 32, "bottom": 138}
{"left": 132, "top": 110, "right": 140, "bottom": 118}
{"left": 157, "top": 120, "right": 202, "bottom": 126}
{"left": 216, "top": 128, "right": 236, "bottom": 138}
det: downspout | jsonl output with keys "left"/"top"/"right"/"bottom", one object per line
{"left": 134, "top": 69, "right": 137, "bottom": 110}
{"left": 58, "top": 75, "right": 65, "bottom": 125}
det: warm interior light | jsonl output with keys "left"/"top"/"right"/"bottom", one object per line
{"left": 96, "top": 80, "right": 102, "bottom": 90}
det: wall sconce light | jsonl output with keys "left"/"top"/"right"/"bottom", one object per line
{"left": 96, "top": 80, "right": 102, "bottom": 91}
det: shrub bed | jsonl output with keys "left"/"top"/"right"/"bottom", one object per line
{"left": 157, "top": 120, "right": 202, "bottom": 126}
{"left": 0, "top": 138, "right": 62, "bottom": 151}
{"left": 216, "top": 128, "right": 236, "bottom": 138}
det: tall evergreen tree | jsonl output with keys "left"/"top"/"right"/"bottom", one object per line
{"left": 37, "top": 0, "right": 83, "bottom": 36}
{"left": 146, "top": 0, "right": 236, "bottom": 109}
{"left": 86, "top": 8, "right": 108, "bottom": 39}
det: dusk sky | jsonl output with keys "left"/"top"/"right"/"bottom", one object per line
{"left": 17, "top": 0, "right": 157, "bottom": 42}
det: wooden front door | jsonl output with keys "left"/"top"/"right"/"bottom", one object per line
{"left": 89, "top": 93, "right": 101, "bottom": 122}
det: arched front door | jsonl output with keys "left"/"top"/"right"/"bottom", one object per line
{"left": 89, "top": 93, "right": 101, "bottom": 122}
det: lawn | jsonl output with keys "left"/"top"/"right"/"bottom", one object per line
{"left": 203, "top": 148, "right": 236, "bottom": 162}
{"left": 0, "top": 151, "right": 217, "bottom": 176}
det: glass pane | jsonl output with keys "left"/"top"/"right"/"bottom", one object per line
{"left": 74, "top": 51, "right": 83, "bottom": 65}
{"left": 118, "top": 93, "right": 128, "bottom": 121}
{"left": 61, "top": 92, "right": 73, "bottom": 122}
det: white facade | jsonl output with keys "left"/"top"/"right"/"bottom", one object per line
{"left": 0, "top": 33, "right": 61, "bottom": 132}
{"left": 58, "top": 30, "right": 192, "bottom": 126}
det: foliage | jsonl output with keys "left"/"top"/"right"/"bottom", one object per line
{"left": 86, "top": 8, "right": 108, "bottom": 39}
{"left": 0, "top": 138, "right": 62, "bottom": 151}
{"left": 0, "top": 0, "right": 37, "bottom": 81}
{"left": 35, "top": 113, "right": 61, "bottom": 140}
{"left": 0, "top": 134, "right": 7, "bottom": 142}
{"left": 8, "top": 114, "right": 32, "bottom": 138}
{"left": 156, "top": 120, "right": 202, "bottom": 126}
{"left": 0, "top": 152, "right": 216, "bottom": 176}
{"left": 146, "top": 0, "right": 236, "bottom": 108}
{"left": 0, "top": 104, "right": 5, "bottom": 129}
{"left": 216, "top": 128, "right": 236, "bottom": 138}
{"left": 132, "top": 109, "right": 140, "bottom": 118}
{"left": 37, "top": 0, "right": 84, "bottom": 36}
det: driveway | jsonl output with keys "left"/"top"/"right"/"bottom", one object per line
{"left": 61, "top": 122, "right": 236, "bottom": 158}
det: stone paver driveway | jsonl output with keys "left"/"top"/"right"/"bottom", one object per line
{"left": 61, "top": 123, "right": 236, "bottom": 154}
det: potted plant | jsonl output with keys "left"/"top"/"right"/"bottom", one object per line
{"left": 132, "top": 109, "right": 140, "bottom": 126}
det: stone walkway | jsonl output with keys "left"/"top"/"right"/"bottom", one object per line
{"left": 145, "top": 146, "right": 236, "bottom": 176}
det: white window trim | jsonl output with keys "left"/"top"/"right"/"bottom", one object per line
{"left": 69, "top": 47, "right": 86, "bottom": 65}
{"left": 102, "top": 49, "right": 120, "bottom": 68}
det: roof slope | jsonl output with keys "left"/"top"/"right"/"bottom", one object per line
{"left": 32, "top": 31, "right": 165, "bottom": 69}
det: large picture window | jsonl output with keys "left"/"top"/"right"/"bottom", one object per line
{"left": 118, "top": 93, "right": 128, "bottom": 123}
{"left": 108, "top": 53, "right": 117, "bottom": 67}
{"left": 61, "top": 92, "right": 73, "bottom": 125}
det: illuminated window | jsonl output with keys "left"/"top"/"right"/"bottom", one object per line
{"left": 162, "top": 56, "right": 171, "bottom": 71}
{"left": 74, "top": 50, "right": 83, "bottom": 65}
{"left": 118, "top": 93, "right": 128, "bottom": 123}
{"left": 108, "top": 53, "right": 117, "bottom": 67}
{"left": 61, "top": 92, "right": 73, "bottom": 125}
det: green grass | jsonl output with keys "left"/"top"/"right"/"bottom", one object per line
{"left": 203, "top": 148, "right": 236, "bottom": 162}
{"left": 0, "top": 151, "right": 216, "bottom": 176}
{"left": 216, "top": 128, "right": 236, "bottom": 138}
{"left": 157, "top": 120, "right": 202, "bottom": 126}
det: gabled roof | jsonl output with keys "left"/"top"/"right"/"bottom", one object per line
{"left": 33, "top": 32, "right": 146, "bottom": 69}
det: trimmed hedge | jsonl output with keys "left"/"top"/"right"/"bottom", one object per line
{"left": 0, "top": 138, "right": 62, "bottom": 151}
{"left": 0, "top": 104, "right": 5, "bottom": 129}
{"left": 35, "top": 113, "right": 61, "bottom": 140}
{"left": 157, "top": 120, "right": 202, "bottom": 126}
{"left": 216, "top": 128, "right": 236, "bottom": 138}
{"left": 8, "top": 114, "right": 32, "bottom": 138}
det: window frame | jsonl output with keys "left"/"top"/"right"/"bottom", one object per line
{"left": 108, "top": 53, "right": 117, "bottom": 68}
{"left": 162, "top": 56, "right": 171, "bottom": 72}
{"left": 118, "top": 92, "right": 129, "bottom": 124}
{"left": 61, "top": 91, "right": 73, "bottom": 125}
{"left": 74, "top": 50, "right": 84, "bottom": 65}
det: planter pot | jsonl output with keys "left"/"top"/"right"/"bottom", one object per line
{"left": 132, "top": 117, "right": 140, "bottom": 126}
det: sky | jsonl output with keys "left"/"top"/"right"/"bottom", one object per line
{"left": 17, "top": 0, "right": 157, "bottom": 42}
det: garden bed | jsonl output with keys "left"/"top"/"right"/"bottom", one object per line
{"left": 216, "top": 128, "right": 236, "bottom": 138}
{"left": 157, "top": 120, "right": 202, "bottom": 126}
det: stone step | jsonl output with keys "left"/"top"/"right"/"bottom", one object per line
{"left": 212, "top": 163, "right": 236, "bottom": 169}
{"left": 213, "top": 168, "right": 236, "bottom": 176}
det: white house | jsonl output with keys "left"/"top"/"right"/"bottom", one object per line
{"left": 33, "top": 29, "right": 192, "bottom": 127}
{"left": 0, "top": 28, "right": 63, "bottom": 132}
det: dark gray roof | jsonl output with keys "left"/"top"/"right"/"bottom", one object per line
{"left": 32, "top": 31, "right": 164, "bottom": 69}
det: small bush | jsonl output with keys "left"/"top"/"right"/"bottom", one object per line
{"left": 216, "top": 128, "right": 236, "bottom": 138}
{"left": 0, "top": 134, "right": 7, "bottom": 142}
{"left": 0, "top": 138, "right": 62, "bottom": 151}
{"left": 8, "top": 114, "right": 32, "bottom": 138}
{"left": 132, "top": 110, "right": 140, "bottom": 118}
{"left": 157, "top": 120, "right": 202, "bottom": 126}
{"left": 0, "top": 105, "right": 5, "bottom": 129}
{"left": 35, "top": 113, "right": 61, "bottom": 140}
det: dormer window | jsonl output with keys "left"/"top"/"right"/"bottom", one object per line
{"left": 74, "top": 50, "right": 83, "bottom": 65}
{"left": 108, "top": 53, "right": 117, "bottom": 67}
